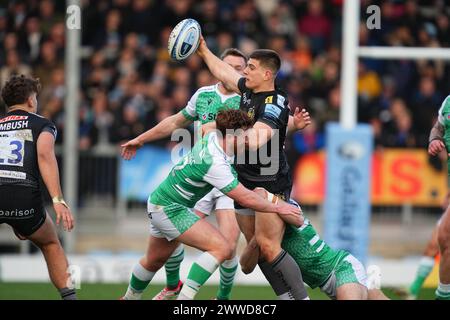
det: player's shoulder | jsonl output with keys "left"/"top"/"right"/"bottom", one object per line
{"left": 440, "top": 95, "right": 450, "bottom": 109}
{"left": 28, "top": 111, "right": 50, "bottom": 121}
{"left": 30, "top": 112, "right": 57, "bottom": 133}
{"left": 260, "top": 92, "right": 290, "bottom": 121}
{"left": 263, "top": 93, "right": 288, "bottom": 108}
{"left": 438, "top": 95, "right": 450, "bottom": 118}
{"left": 195, "top": 84, "right": 218, "bottom": 95}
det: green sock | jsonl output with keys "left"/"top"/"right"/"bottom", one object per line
{"left": 217, "top": 256, "right": 238, "bottom": 300}
{"left": 436, "top": 282, "right": 450, "bottom": 300}
{"left": 409, "top": 256, "right": 434, "bottom": 297}
{"left": 179, "top": 252, "right": 219, "bottom": 300}
{"left": 165, "top": 245, "right": 184, "bottom": 289}
{"left": 124, "top": 263, "right": 155, "bottom": 300}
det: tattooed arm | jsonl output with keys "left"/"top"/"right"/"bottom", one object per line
{"left": 428, "top": 120, "right": 447, "bottom": 156}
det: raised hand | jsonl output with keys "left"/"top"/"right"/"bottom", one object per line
{"left": 293, "top": 107, "right": 311, "bottom": 130}
{"left": 121, "top": 138, "right": 143, "bottom": 160}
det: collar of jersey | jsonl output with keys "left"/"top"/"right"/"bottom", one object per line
{"left": 215, "top": 83, "right": 239, "bottom": 102}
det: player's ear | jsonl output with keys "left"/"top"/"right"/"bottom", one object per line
{"left": 27, "top": 95, "right": 34, "bottom": 108}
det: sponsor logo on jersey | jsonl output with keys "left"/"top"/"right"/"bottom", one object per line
{"left": 0, "top": 121, "right": 29, "bottom": 131}
{"left": 264, "top": 104, "right": 281, "bottom": 118}
{"left": 201, "top": 113, "right": 216, "bottom": 121}
{"left": 247, "top": 107, "right": 255, "bottom": 120}
{"left": 0, "top": 115, "right": 28, "bottom": 123}
{"left": 265, "top": 96, "right": 273, "bottom": 104}
{"left": 242, "top": 93, "right": 251, "bottom": 105}
{"left": 0, "top": 170, "right": 26, "bottom": 180}
{"left": 0, "top": 208, "right": 35, "bottom": 217}
{"left": 277, "top": 95, "right": 286, "bottom": 106}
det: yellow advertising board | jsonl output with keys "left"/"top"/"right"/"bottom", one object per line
{"left": 293, "top": 149, "right": 447, "bottom": 206}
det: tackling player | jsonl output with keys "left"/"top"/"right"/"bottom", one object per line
{"left": 240, "top": 191, "right": 389, "bottom": 300}
{"left": 122, "top": 48, "right": 246, "bottom": 300}
{"left": 120, "top": 110, "right": 303, "bottom": 300}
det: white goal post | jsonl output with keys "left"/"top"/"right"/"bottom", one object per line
{"left": 341, "top": 0, "right": 450, "bottom": 129}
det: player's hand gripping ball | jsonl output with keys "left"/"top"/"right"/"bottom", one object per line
{"left": 168, "top": 18, "right": 202, "bottom": 61}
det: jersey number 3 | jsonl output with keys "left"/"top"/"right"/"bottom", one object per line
{"left": 0, "top": 139, "right": 25, "bottom": 166}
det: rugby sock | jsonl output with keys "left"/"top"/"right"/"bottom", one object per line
{"left": 258, "top": 259, "right": 294, "bottom": 300}
{"left": 436, "top": 282, "right": 450, "bottom": 300}
{"left": 165, "top": 244, "right": 184, "bottom": 289}
{"left": 178, "top": 252, "right": 219, "bottom": 300}
{"left": 270, "top": 250, "right": 309, "bottom": 300}
{"left": 59, "top": 287, "right": 77, "bottom": 300}
{"left": 409, "top": 256, "right": 435, "bottom": 297}
{"left": 216, "top": 256, "right": 239, "bottom": 300}
{"left": 123, "top": 262, "right": 155, "bottom": 300}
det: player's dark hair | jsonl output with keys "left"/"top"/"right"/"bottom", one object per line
{"left": 220, "top": 48, "right": 248, "bottom": 63}
{"left": 216, "top": 109, "right": 253, "bottom": 136}
{"left": 249, "top": 49, "right": 281, "bottom": 74}
{"left": 1, "top": 75, "right": 41, "bottom": 108}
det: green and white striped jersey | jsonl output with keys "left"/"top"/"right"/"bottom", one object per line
{"left": 181, "top": 83, "right": 241, "bottom": 124}
{"left": 150, "top": 132, "right": 239, "bottom": 208}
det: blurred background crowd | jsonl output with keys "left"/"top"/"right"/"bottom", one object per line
{"left": 0, "top": 0, "right": 449, "bottom": 167}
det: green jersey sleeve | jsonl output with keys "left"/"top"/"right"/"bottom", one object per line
{"left": 181, "top": 90, "right": 201, "bottom": 121}
{"left": 203, "top": 159, "right": 239, "bottom": 194}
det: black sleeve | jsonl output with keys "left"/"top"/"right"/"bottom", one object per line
{"left": 40, "top": 120, "right": 57, "bottom": 140}
{"left": 257, "top": 103, "right": 290, "bottom": 130}
{"left": 237, "top": 77, "right": 247, "bottom": 94}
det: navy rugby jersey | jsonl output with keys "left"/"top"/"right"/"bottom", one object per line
{"left": 235, "top": 77, "right": 292, "bottom": 194}
{"left": 0, "top": 110, "right": 57, "bottom": 189}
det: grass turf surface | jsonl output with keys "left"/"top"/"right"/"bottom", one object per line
{"left": 0, "top": 282, "right": 437, "bottom": 300}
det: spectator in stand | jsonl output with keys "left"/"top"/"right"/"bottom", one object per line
{"left": 410, "top": 76, "right": 442, "bottom": 147}
{"left": 0, "top": 49, "right": 32, "bottom": 88}
{"left": 298, "top": 0, "right": 331, "bottom": 55}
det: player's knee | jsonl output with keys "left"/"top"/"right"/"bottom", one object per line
{"left": 225, "top": 235, "right": 239, "bottom": 254}
{"left": 213, "top": 243, "right": 233, "bottom": 263}
{"left": 240, "top": 262, "right": 253, "bottom": 275}
{"left": 256, "top": 237, "right": 279, "bottom": 261}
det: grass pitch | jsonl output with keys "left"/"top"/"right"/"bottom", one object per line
{"left": 0, "top": 282, "right": 437, "bottom": 300}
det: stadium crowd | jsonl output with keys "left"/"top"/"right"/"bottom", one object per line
{"left": 1, "top": 0, "right": 449, "bottom": 164}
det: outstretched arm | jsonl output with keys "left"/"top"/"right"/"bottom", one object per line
{"left": 121, "top": 112, "right": 191, "bottom": 160}
{"left": 196, "top": 37, "right": 241, "bottom": 94}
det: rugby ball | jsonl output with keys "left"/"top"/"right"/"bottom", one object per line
{"left": 168, "top": 19, "right": 202, "bottom": 61}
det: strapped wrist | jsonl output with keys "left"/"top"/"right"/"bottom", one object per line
{"left": 52, "top": 196, "right": 69, "bottom": 209}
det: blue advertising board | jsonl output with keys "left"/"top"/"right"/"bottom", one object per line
{"left": 119, "top": 146, "right": 174, "bottom": 202}
{"left": 324, "top": 123, "right": 373, "bottom": 265}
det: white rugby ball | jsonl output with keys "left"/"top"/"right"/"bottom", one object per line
{"left": 168, "top": 19, "right": 202, "bottom": 61}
